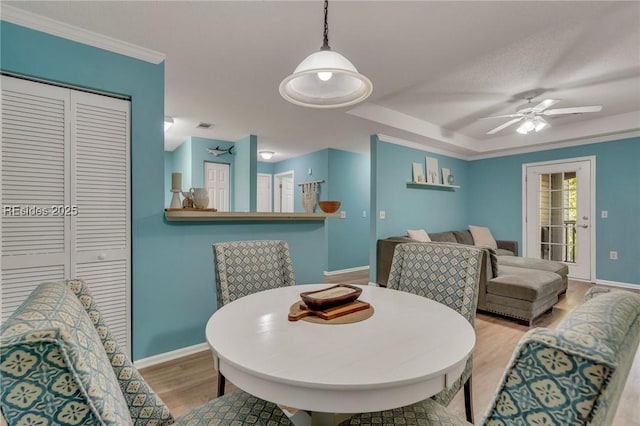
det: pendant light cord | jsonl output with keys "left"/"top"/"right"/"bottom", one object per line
{"left": 321, "top": 0, "right": 330, "bottom": 50}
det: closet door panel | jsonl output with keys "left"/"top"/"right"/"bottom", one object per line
{"left": 1, "top": 77, "right": 71, "bottom": 317}
{"left": 71, "top": 91, "right": 131, "bottom": 354}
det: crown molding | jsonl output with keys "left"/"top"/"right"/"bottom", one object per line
{"left": 376, "top": 134, "right": 471, "bottom": 160}
{"left": 1, "top": 5, "right": 165, "bottom": 64}
{"left": 468, "top": 130, "right": 640, "bottom": 160}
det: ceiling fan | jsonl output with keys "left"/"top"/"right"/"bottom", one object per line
{"left": 482, "top": 98, "right": 603, "bottom": 135}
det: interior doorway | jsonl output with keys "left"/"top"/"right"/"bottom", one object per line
{"left": 204, "top": 162, "right": 230, "bottom": 211}
{"left": 523, "top": 157, "right": 595, "bottom": 281}
{"left": 257, "top": 173, "right": 273, "bottom": 212}
{"left": 274, "top": 170, "right": 295, "bottom": 213}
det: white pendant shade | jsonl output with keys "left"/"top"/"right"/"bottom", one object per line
{"left": 280, "top": 50, "right": 373, "bottom": 108}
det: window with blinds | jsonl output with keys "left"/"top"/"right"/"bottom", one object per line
{"left": 1, "top": 76, "right": 131, "bottom": 356}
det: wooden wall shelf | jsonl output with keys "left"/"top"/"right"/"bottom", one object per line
{"left": 406, "top": 181, "right": 460, "bottom": 191}
{"left": 165, "top": 209, "right": 338, "bottom": 221}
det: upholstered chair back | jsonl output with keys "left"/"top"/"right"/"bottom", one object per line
{"left": 0, "top": 282, "right": 134, "bottom": 425}
{"left": 387, "top": 242, "right": 483, "bottom": 409}
{"left": 213, "top": 240, "right": 296, "bottom": 307}
{"left": 388, "top": 242, "right": 483, "bottom": 326}
{"left": 482, "top": 288, "right": 640, "bottom": 426}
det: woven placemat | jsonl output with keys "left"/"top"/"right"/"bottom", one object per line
{"left": 288, "top": 301, "right": 374, "bottom": 324}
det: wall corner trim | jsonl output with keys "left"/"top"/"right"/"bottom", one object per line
{"left": 133, "top": 342, "right": 209, "bottom": 369}
{"left": 1, "top": 4, "right": 166, "bottom": 64}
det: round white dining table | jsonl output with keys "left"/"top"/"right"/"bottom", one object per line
{"left": 206, "top": 284, "right": 475, "bottom": 425}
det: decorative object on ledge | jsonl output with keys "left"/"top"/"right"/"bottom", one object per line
{"left": 190, "top": 187, "right": 209, "bottom": 209}
{"left": 426, "top": 157, "right": 439, "bottom": 184}
{"left": 164, "top": 210, "right": 336, "bottom": 221}
{"left": 170, "top": 172, "right": 182, "bottom": 208}
{"left": 207, "top": 146, "right": 234, "bottom": 156}
{"left": 442, "top": 168, "right": 455, "bottom": 185}
{"left": 406, "top": 181, "right": 460, "bottom": 191}
{"left": 181, "top": 191, "right": 194, "bottom": 208}
{"left": 298, "top": 170, "right": 325, "bottom": 213}
{"left": 318, "top": 200, "right": 341, "bottom": 213}
{"left": 412, "top": 162, "right": 425, "bottom": 183}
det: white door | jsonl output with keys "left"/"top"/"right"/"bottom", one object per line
{"left": 257, "top": 173, "right": 272, "bottom": 212}
{"left": 204, "top": 162, "right": 230, "bottom": 211}
{"left": 274, "top": 171, "right": 294, "bottom": 213}
{"left": 524, "top": 158, "right": 594, "bottom": 280}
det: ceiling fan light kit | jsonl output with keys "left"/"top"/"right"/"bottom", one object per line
{"left": 483, "top": 97, "right": 602, "bottom": 135}
{"left": 279, "top": 0, "right": 373, "bottom": 108}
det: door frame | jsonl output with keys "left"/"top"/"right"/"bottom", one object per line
{"left": 521, "top": 156, "right": 596, "bottom": 281}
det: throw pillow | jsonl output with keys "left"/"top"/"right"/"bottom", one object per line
{"left": 469, "top": 225, "right": 497, "bottom": 249}
{"left": 407, "top": 229, "right": 431, "bottom": 242}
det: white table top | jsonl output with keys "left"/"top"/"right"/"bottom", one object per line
{"left": 206, "top": 284, "right": 475, "bottom": 414}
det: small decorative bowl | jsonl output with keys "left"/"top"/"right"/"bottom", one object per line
{"left": 300, "top": 284, "right": 362, "bottom": 311}
{"left": 318, "top": 200, "right": 341, "bottom": 213}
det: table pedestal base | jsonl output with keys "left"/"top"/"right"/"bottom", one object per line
{"left": 280, "top": 407, "right": 352, "bottom": 426}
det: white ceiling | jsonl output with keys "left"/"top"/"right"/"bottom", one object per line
{"left": 5, "top": 1, "right": 640, "bottom": 160}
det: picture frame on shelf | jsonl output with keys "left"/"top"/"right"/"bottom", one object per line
{"left": 426, "top": 157, "right": 439, "bottom": 184}
{"left": 412, "top": 162, "right": 425, "bottom": 183}
{"left": 442, "top": 168, "right": 451, "bottom": 185}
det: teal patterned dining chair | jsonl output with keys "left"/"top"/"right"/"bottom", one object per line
{"left": 212, "top": 239, "right": 296, "bottom": 395}
{"left": 387, "top": 242, "right": 484, "bottom": 423}
{"left": 0, "top": 280, "right": 292, "bottom": 426}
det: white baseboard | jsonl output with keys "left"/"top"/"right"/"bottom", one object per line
{"left": 595, "top": 279, "right": 640, "bottom": 291}
{"left": 133, "top": 342, "right": 209, "bottom": 369}
{"left": 324, "top": 265, "right": 369, "bottom": 276}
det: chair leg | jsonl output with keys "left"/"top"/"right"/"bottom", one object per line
{"left": 464, "top": 375, "right": 474, "bottom": 424}
{"left": 217, "top": 371, "right": 226, "bottom": 397}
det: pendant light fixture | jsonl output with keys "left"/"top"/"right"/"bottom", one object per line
{"left": 279, "top": 0, "right": 373, "bottom": 108}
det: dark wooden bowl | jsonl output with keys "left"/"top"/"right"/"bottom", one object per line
{"left": 300, "top": 284, "right": 362, "bottom": 311}
{"left": 318, "top": 200, "right": 341, "bottom": 213}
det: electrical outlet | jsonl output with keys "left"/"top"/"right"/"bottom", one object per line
{"left": 339, "top": 211, "right": 346, "bottom": 219}
{"left": 601, "top": 210, "right": 608, "bottom": 218}
{"left": 609, "top": 251, "right": 618, "bottom": 260}
{"left": 379, "top": 210, "right": 386, "bottom": 220}
{"left": 362, "top": 210, "right": 367, "bottom": 218}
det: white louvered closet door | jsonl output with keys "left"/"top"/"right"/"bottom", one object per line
{"left": 1, "top": 78, "right": 71, "bottom": 320}
{"left": 1, "top": 76, "right": 131, "bottom": 356}
{"left": 70, "top": 91, "right": 131, "bottom": 354}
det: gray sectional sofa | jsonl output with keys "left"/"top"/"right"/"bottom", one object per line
{"left": 377, "top": 229, "right": 569, "bottom": 325}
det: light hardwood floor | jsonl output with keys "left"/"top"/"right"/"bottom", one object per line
{"left": 140, "top": 273, "right": 640, "bottom": 424}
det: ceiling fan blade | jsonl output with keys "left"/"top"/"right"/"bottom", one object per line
{"left": 531, "top": 99, "right": 560, "bottom": 112}
{"left": 480, "top": 114, "right": 523, "bottom": 119}
{"left": 543, "top": 105, "right": 603, "bottom": 115}
{"left": 487, "top": 117, "right": 523, "bottom": 135}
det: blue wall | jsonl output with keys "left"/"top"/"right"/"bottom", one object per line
{"left": 369, "top": 135, "right": 470, "bottom": 280}
{"left": 164, "top": 151, "right": 174, "bottom": 206}
{"left": 257, "top": 161, "right": 275, "bottom": 174}
{"left": 233, "top": 135, "right": 257, "bottom": 212}
{"left": 2, "top": 21, "right": 328, "bottom": 360}
{"left": 327, "top": 149, "right": 370, "bottom": 270}
{"left": 468, "top": 137, "right": 640, "bottom": 284}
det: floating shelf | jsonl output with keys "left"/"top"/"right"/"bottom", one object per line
{"left": 406, "top": 181, "right": 460, "bottom": 190}
{"left": 165, "top": 209, "right": 338, "bottom": 221}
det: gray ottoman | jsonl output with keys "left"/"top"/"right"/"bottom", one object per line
{"left": 498, "top": 256, "right": 569, "bottom": 294}
{"left": 483, "top": 265, "right": 563, "bottom": 326}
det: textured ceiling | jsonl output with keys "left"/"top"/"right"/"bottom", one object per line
{"left": 5, "top": 1, "right": 640, "bottom": 159}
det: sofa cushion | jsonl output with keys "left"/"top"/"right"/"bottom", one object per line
{"left": 428, "top": 231, "right": 457, "bottom": 243}
{"left": 469, "top": 225, "right": 497, "bottom": 249}
{"left": 452, "top": 230, "right": 474, "bottom": 246}
{"left": 498, "top": 255, "right": 569, "bottom": 278}
{"left": 407, "top": 229, "right": 431, "bottom": 242}
{"left": 488, "top": 265, "right": 561, "bottom": 302}
{"left": 66, "top": 279, "right": 174, "bottom": 425}
{"left": 495, "top": 248, "right": 515, "bottom": 256}
{"left": 0, "top": 282, "right": 133, "bottom": 425}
